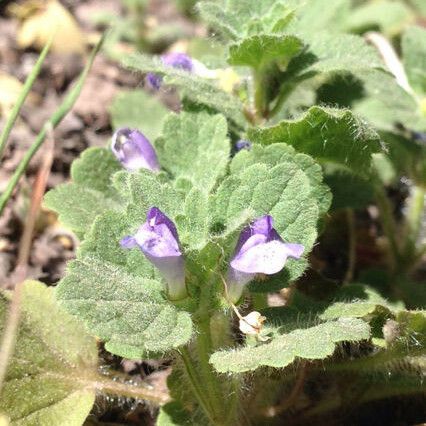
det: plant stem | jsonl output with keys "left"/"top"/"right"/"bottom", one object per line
{"left": 196, "top": 317, "right": 226, "bottom": 420}
{"left": 0, "top": 38, "right": 52, "bottom": 161}
{"left": 253, "top": 70, "right": 269, "bottom": 120}
{"left": 179, "top": 347, "right": 217, "bottom": 424}
{"left": 0, "top": 33, "right": 105, "bottom": 215}
{"left": 93, "top": 374, "right": 170, "bottom": 405}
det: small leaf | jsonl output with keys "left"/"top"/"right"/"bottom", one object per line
{"left": 110, "top": 89, "right": 169, "bottom": 141}
{"left": 155, "top": 112, "right": 230, "bottom": 193}
{"left": 210, "top": 317, "right": 370, "bottom": 373}
{"left": 0, "top": 281, "right": 97, "bottom": 425}
{"left": 44, "top": 148, "right": 122, "bottom": 237}
{"left": 249, "top": 106, "right": 383, "bottom": 175}
{"left": 228, "top": 34, "right": 303, "bottom": 70}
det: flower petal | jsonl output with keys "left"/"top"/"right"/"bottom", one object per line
{"left": 231, "top": 239, "right": 291, "bottom": 274}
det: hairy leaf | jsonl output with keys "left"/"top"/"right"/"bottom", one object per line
{"left": 210, "top": 318, "right": 370, "bottom": 373}
{"left": 320, "top": 284, "right": 402, "bottom": 320}
{"left": 249, "top": 106, "right": 383, "bottom": 174}
{"left": 57, "top": 257, "right": 193, "bottom": 359}
{"left": 155, "top": 112, "right": 230, "bottom": 193}
{"left": 228, "top": 35, "right": 303, "bottom": 70}
{"left": 44, "top": 147, "right": 122, "bottom": 237}
{"left": 198, "top": 0, "right": 292, "bottom": 39}
{"left": 0, "top": 281, "right": 97, "bottom": 425}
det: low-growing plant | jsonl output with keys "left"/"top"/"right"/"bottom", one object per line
{"left": 1, "top": 1, "right": 425, "bottom": 425}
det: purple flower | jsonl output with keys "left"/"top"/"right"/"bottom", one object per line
{"left": 111, "top": 128, "right": 160, "bottom": 172}
{"left": 227, "top": 215, "right": 304, "bottom": 302}
{"left": 235, "top": 139, "right": 252, "bottom": 152}
{"left": 120, "top": 207, "right": 187, "bottom": 300}
{"left": 146, "top": 52, "right": 194, "bottom": 90}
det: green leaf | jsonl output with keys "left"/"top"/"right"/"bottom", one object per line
{"left": 304, "top": 32, "right": 383, "bottom": 75}
{"left": 230, "top": 143, "right": 331, "bottom": 215}
{"left": 56, "top": 257, "right": 193, "bottom": 359}
{"left": 319, "top": 284, "right": 402, "bottom": 321}
{"left": 323, "top": 165, "right": 374, "bottom": 210}
{"left": 197, "top": 0, "right": 292, "bottom": 40}
{"left": 228, "top": 35, "right": 303, "bottom": 70}
{"left": 157, "top": 402, "right": 193, "bottom": 426}
{"left": 289, "top": 0, "right": 350, "bottom": 34}
{"left": 155, "top": 112, "right": 230, "bottom": 193}
{"left": 402, "top": 26, "right": 426, "bottom": 97}
{"left": 123, "top": 54, "right": 246, "bottom": 129}
{"left": 249, "top": 106, "right": 383, "bottom": 175}
{"left": 110, "top": 89, "right": 169, "bottom": 141}
{"left": 352, "top": 70, "right": 426, "bottom": 132}
{"left": 176, "top": 187, "right": 210, "bottom": 251}
{"left": 0, "top": 281, "right": 97, "bottom": 425}
{"left": 44, "top": 147, "right": 123, "bottom": 238}
{"left": 344, "top": 1, "right": 414, "bottom": 36}
{"left": 210, "top": 317, "right": 370, "bottom": 373}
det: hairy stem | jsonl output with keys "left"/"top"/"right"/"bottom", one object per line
{"left": 179, "top": 347, "right": 217, "bottom": 424}
{"left": 93, "top": 374, "right": 171, "bottom": 405}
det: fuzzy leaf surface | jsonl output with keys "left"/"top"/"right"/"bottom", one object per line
{"left": 249, "top": 106, "right": 383, "bottom": 174}
{"left": 0, "top": 281, "right": 97, "bottom": 425}
{"left": 155, "top": 112, "right": 230, "bottom": 193}
{"left": 198, "top": 0, "right": 292, "bottom": 40}
{"left": 56, "top": 257, "right": 193, "bottom": 359}
{"left": 320, "top": 284, "right": 402, "bottom": 320}
{"left": 210, "top": 317, "right": 370, "bottom": 373}
{"left": 44, "top": 147, "right": 122, "bottom": 237}
{"left": 228, "top": 34, "right": 303, "bottom": 69}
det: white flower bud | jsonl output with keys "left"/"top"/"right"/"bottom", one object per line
{"left": 239, "top": 311, "right": 266, "bottom": 336}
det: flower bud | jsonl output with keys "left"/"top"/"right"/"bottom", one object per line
{"left": 239, "top": 311, "right": 266, "bottom": 336}
{"left": 227, "top": 215, "right": 304, "bottom": 302}
{"left": 235, "top": 139, "right": 252, "bottom": 152}
{"left": 146, "top": 52, "right": 194, "bottom": 90}
{"left": 120, "top": 207, "right": 187, "bottom": 300}
{"left": 111, "top": 128, "right": 160, "bottom": 172}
